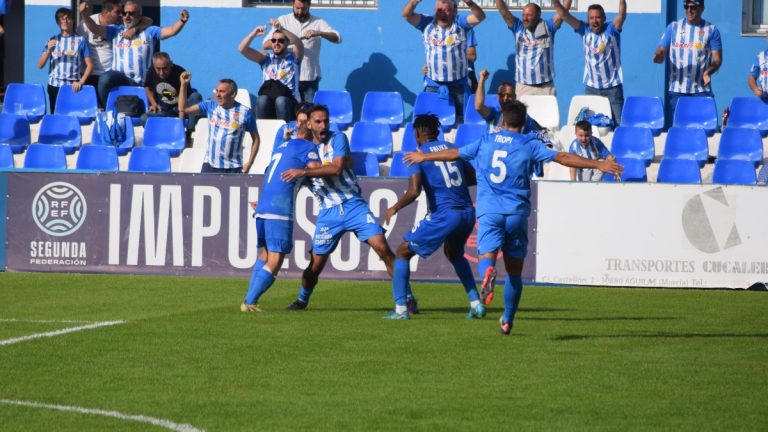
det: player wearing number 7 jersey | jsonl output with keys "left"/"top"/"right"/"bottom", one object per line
{"left": 404, "top": 100, "right": 623, "bottom": 335}
{"left": 383, "top": 114, "right": 483, "bottom": 320}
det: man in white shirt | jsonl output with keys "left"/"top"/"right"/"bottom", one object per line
{"left": 263, "top": 0, "right": 341, "bottom": 103}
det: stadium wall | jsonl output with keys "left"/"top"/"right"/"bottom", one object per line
{"left": 0, "top": 172, "right": 7, "bottom": 271}
{"left": 21, "top": 0, "right": 767, "bottom": 124}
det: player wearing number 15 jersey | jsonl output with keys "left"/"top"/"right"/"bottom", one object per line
{"left": 383, "top": 114, "right": 482, "bottom": 320}
{"left": 404, "top": 100, "right": 623, "bottom": 335}
{"left": 241, "top": 138, "right": 321, "bottom": 312}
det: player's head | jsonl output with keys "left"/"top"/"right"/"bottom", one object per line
{"left": 308, "top": 104, "right": 331, "bottom": 142}
{"left": 293, "top": 0, "right": 311, "bottom": 22}
{"left": 522, "top": 3, "right": 542, "bottom": 31}
{"left": 435, "top": 0, "right": 458, "bottom": 25}
{"left": 270, "top": 31, "right": 288, "bottom": 56}
{"left": 587, "top": 4, "right": 606, "bottom": 32}
{"left": 575, "top": 120, "right": 594, "bottom": 145}
{"left": 497, "top": 82, "right": 516, "bottom": 104}
{"left": 55, "top": 8, "right": 74, "bottom": 31}
{"left": 295, "top": 102, "right": 313, "bottom": 138}
{"left": 413, "top": 114, "right": 442, "bottom": 145}
{"left": 100, "top": 1, "right": 123, "bottom": 25}
{"left": 122, "top": 1, "right": 142, "bottom": 28}
{"left": 215, "top": 79, "right": 238, "bottom": 108}
{"left": 151, "top": 52, "right": 173, "bottom": 80}
{"left": 501, "top": 100, "right": 527, "bottom": 131}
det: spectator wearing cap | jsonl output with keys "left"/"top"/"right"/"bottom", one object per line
{"left": 653, "top": 0, "right": 722, "bottom": 125}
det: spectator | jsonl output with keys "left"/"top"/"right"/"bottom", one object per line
{"left": 494, "top": 0, "right": 571, "bottom": 96}
{"left": 475, "top": 69, "right": 541, "bottom": 135}
{"left": 239, "top": 21, "right": 304, "bottom": 123}
{"left": 403, "top": 0, "right": 486, "bottom": 123}
{"left": 653, "top": 0, "right": 721, "bottom": 125}
{"left": 141, "top": 52, "right": 202, "bottom": 139}
{"left": 568, "top": 120, "right": 612, "bottom": 181}
{"left": 180, "top": 74, "right": 260, "bottom": 174}
{"left": 747, "top": 35, "right": 768, "bottom": 103}
{"left": 0, "top": 0, "right": 7, "bottom": 38}
{"left": 421, "top": 27, "right": 478, "bottom": 91}
{"left": 553, "top": 0, "right": 626, "bottom": 124}
{"left": 79, "top": 1, "right": 189, "bottom": 107}
{"left": 262, "top": 0, "right": 341, "bottom": 103}
{"left": 37, "top": 7, "right": 93, "bottom": 111}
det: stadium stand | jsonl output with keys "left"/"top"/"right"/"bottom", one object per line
{"left": 54, "top": 85, "right": 98, "bottom": 125}
{"left": 0, "top": 143, "right": 13, "bottom": 168}
{"left": 566, "top": 95, "right": 612, "bottom": 126}
{"left": 91, "top": 119, "right": 135, "bottom": 156}
{"left": 142, "top": 117, "right": 186, "bottom": 157}
{"left": 413, "top": 92, "right": 455, "bottom": 131}
{"left": 105, "top": 86, "right": 150, "bottom": 126}
{"left": 726, "top": 97, "right": 768, "bottom": 136}
{"left": 656, "top": 158, "right": 702, "bottom": 184}
{"left": 672, "top": 96, "right": 718, "bottom": 136}
{"left": 235, "top": 88, "right": 252, "bottom": 108}
{"left": 23, "top": 143, "right": 67, "bottom": 169}
{"left": 464, "top": 94, "right": 499, "bottom": 125}
{"left": 313, "top": 90, "right": 353, "bottom": 130}
{"left": 3, "top": 83, "right": 47, "bottom": 123}
{"left": 518, "top": 95, "right": 560, "bottom": 131}
{"left": 602, "top": 157, "right": 647, "bottom": 182}
{"left": 712, "top": 159, "right": 758, "bottom": 185}
{"left": 76, "top": 145, "right": 119, "bottom": 171}
{"left": 0, "top": 113, "right": 32, "bottom": 153}
{"left": 388, "top": 152, "right": 408, "bottom": 177}
{"left": 610, "top": 126, "right": 655, "bottom": 166}
{"left": 37, "top": 114, "right": 82, "bottom": 155}
{"left": 621, "top": 96, "right": 664, "bottom": 135}
{"left": 663, "top": 127, "right": 709, "bottom": 167}
{"left": 361, "top": 91, "right": 404, "bottom": 131}
{"left": 249, "top": 119, "right": 286, "bottom": 174}
{"left": 127, "top": 146, "right": 172, "bottom": 173}
{"left": 350, "top": 121, "right": 393, "bottom": 162}
{"left": 717, "top": 127, "right": 763, "bottom": 166}
{"left": 350, "top": 151, "right": 379, "bottom": 176}
{"left": 176, "top": 147, "right": 206, "bottom": 173}
{"left": 453, "top": 123, "right": 485, "bottom": 148}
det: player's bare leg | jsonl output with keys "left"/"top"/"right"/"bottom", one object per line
{"left": 444, "top": 242, "right": 485, "bottom": 319}
{"left": 287, "top": 251, "right": 329, "bottom": 310}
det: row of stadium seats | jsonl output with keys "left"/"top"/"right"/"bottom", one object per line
{"left": 0, "top": 143, "right": 171, "bottom": 172}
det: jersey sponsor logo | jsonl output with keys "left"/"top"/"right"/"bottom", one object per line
{"left": 672, "top": 42, "right": 698, "bottom": 49}
{"left": 210, "top": 117, "right": 241, "bottom": 130}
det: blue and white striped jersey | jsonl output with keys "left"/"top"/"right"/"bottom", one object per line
{"left": 749, "top": 50, "right": 768, "bottom": 96}
{"left": 44, "top": 34, "right": 91, "bottom": 87}
{"left": 198, "top": 100, "right": 258, "bottom": 170}
{"left": 260, "top": 51, "right": 301, "bottom": 101}
{"left": 105, "top": 25, "right": 162, "bottom": 85}
{"left": 658, "top": 19, "right": 721, "bottom": 94}
{"left": 577, "top": 22, "right": 622, "bottom": 89}
{"left": 510, "top": 18, "right": 558, "bottom": 85}
{"left": 306, "top": 132, "right": 362, "bottom": 210}
{"left": 568, "top": 136, "right": 611, "bottom": 181}
{"left": 256, "top": 138, "right": 320, "bottom": 220}
{"left": 416, "top": 14, "right": 472, "bottom": 83}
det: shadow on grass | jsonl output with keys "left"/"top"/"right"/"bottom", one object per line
{"left": 313, "top": 306, "right": 574, "bottom": 315}
{"left": 553, "top": 332, "right": 768, "bottom": 341}
{"left": 527, "top": 316, "right": 678, "bottom": 322}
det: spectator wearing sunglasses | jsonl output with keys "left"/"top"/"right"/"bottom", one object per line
{"left": 653, "top": 0, "right": 721, "bottom": 126}
{"left": 239, "top": 20, "right": 304, "bottom": 123}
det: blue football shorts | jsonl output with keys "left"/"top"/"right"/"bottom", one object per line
{"left": 476, "top": 213, "right": 529, "bottom": 259}
{"left": 312, "top": 198, "right": 385, "bottom": 255}
{"left": 405, "top": 207, "right": 475, "bottom": 259}
{"left": 256, "top": 218, "right": 294, "bottom": 254}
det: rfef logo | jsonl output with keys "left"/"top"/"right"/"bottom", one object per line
{"left": 32, "top": 182, "right": 87, "bottom": 237}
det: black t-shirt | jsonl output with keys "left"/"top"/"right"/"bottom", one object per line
{"left": 144, "top": 63, "right": 189, "bottom": 112}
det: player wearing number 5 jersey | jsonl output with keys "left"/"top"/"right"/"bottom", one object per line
{"left": 404, "top": 100, "right": 623, "bottom": 335}
{"left": 383, "top": 114, "right": 482, "bottom": 320}
{"left": 241, "top": 138, "right": 321, "bottom": 312}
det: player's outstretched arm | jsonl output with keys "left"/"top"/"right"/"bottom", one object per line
{"left": 385, "top": 173, "right": 423, "bottom": 225}
{"left": 281, "top": 155, "right": 345, "bottom": 181}
{"left": 403, "top": 148, "right": 460, "bottom": 166}
{"left": 554, "top": 152, "right": 623, "bottom": 179}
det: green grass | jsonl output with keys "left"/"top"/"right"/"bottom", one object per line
{"left": 0, "top": 272, "right": 767, "bottom": 431}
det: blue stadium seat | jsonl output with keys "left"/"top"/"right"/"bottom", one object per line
{"left": 712, "top": 159, "right": 757, "bottom": 185}
{"left": 105, "top": 86, "right": 150, "bottom": 126}
{"left": 91, "top": 119, "right": 135, "bottom": 156}
{"left": 672, "top": 96, "right": 717, "bottom": 136}
{"left": 464, "top": 94, "right": 498, "bottom": 125}
{"left": 413, "top": 92, "right": 455, "bottom": 131}
{"left": 389, "top": 152, "right": 409, "bottom": 177}
{"left": 313, "top": 90, "right": 353, "bottom": 130}
{"left": 621, "top": 96, "right": 664, "bottom": 135}
{"left": 350, "top": 121, "right": 393, "bottom": 162}
{"left": 664, "top": 127, "right": 709, "bottom": 167}
{"left": 37, "top": 114, "right": 82, "bottom": 155}
{"left": 453, "top": 123, "right": 486, "bottom": 148}
{"left": 0, "top": 143, "right": 13, "bottom": 169}
{"left": 361, "top": 91, "right": 404, "bottom": 131}
{"left": 143, "top": 117, "right": 186, "bottom": 157}
{"left": 610, "top": 126, "right": 655, "bottom": 166}
{"left": 0, "top": 113, "right": 32, "bottom": 153}
{"left": 128, "top": 146, "right": 171, "bottom": 173}
{"left": 23, "top": 144, "right": 67, "bottom": 169}
{"left": 350, "top": 151, "right": 379, "bottom": 176}
{"left": 400, "top": 122, "right": 444, "bottom": 152}
{"left": 2, "top": 83, "right": 47, "bottom": 123}
{"left": 656, "top": 158, "right": 702, "bottom": 184}
{"left": 602, "top": 157, "right": 647, "bottom": 182}
{"left": 76, "top": 145, "right": 119, "bottom": 171}
{"left": 727, "top": 97, "right": 768, "bottom": 136}
{"left": 54, "top": 84, "right": 98, "bottom": 125}
{"left": 718, "top": 127, "right": 763, "bottom": 166}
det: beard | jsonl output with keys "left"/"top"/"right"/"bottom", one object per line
{"left": 294, "top": 12, "right": 309, "bottom": 22}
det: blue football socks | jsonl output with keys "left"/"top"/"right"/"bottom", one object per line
{"left": 244, "top": 268, "right": 276, "bottom": 305}
{"left": 393, "top": 258, "right": 410, "bottom": 307}
{"left": 298, "top": 286, "right": 313, "bottom": 303}
{"left": 503, "top": 274, "right": 523, "bottom": 324}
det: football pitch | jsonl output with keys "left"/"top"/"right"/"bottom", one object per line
{"left": 0, "top": 272, "right": 766, "bottom": 431}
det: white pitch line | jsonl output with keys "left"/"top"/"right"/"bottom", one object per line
{"left": 0, "top": 399, "right": 206, "bottom": 432}
{"left": 0, "top": 319, "right": 92, "bottom": 324}
{"left": 0, "top": 320, "right": 126, "bottom": 347}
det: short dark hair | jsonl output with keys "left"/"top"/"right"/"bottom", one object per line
{"left": 587, "top": 4, "right": 606, "bottom": 17}
{"left": 575, "top": 120, "right": 593, "bottom": 133}
{"left": 55, "top": 8, "right": 73, "bottom": 24}
{"left": 296, "top": 102, "right": 313, "bottom": 117}
{"left": 102, "top": 1, "right": 121, "bottom": 13}
{"left": 413, "top": 114, "right": 441, "bottom": 139}
{"left": 152, "top": 51, "right": 171, "bottom": 62}
{"left": 501, "top": 100, "right": 527, "bottom": 129}
{"left": 219, "top": 78, "right": 238, "bottom": 96}
{"left": 296, "top": 0, "right": 311, "bottom": 4}
{"left": 309, "top": 104, "right": 329, "bottom": 118}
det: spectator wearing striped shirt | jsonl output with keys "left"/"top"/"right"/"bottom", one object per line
{"left": 553, "top": 0, "right": 626, "bottom": 125}
{"left": 403, "top": 0, "right": 486, "bottom": 123}
{"left": 653, "top": 0, "right": 721, "bottom": 127}
{"left": 568, "top": 120, "right": 612, "bottom": 181}
{"left": 180, "top": 74, "right": 261, "bottom": 174}
{"left": 495, "top": 0, "right": 571, "bottom": 96}
{"left": 37, "top": 8, "right": 94, "bottom": 112}
{"left": 79, "top": 1, "right": 189, "bottom": 107}
{"left": 747, "top": 37, "right": 768, "bottom": 103}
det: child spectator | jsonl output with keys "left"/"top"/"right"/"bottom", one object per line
{"left": 568, "top": 120, "right": 612, "bottom": 181}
